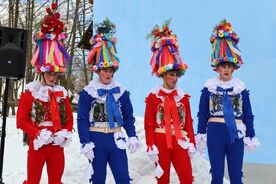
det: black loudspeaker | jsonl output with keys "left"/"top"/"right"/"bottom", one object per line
{"left": 0, "top": 26, "right": 28, "bottom": 79}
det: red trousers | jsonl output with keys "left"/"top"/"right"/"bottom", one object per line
{"left": 23, "top": 143, "right": 65, "bottom": 184}
{"left": 155, "top": 133, "right": 193, "bottom": 184}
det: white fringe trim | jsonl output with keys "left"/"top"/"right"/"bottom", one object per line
{"left": 26, "top": 81, "right": 67, "bottom": 102}
{"left": 84, "top": 79, "right": 125, "bottom": 102}
{"left": 150, "top": 85, "right": 187, "bottom": 102}
{"left": 204, "top": 77, "right": 245, "bottom": 95}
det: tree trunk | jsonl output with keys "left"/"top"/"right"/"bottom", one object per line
{"left": 81, "top": 1, "right": 89, "bottom": 85}
{"left": 25, "top": 0, "right": 35, "bottom": 84}
{"left": 66, "top": 0, "right": 80, "bottom": 90}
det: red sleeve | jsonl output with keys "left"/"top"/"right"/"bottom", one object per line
{"left": 16, "top": 91, "right": 40, "bottom": 138}
{"left": 144, "top": 93, "right": 156, "bottom": 148}
{"left": 182, "top": 94, "right": 196, "bottom": 146}
{"left": 63, "top": 96, "right": 73, "bottom": 131}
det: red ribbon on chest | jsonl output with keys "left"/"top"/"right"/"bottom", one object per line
{"left": 48, "top": 90, "right": 64, "bottom": 132}
{"left": 158, "top": 89, "right": 182, "bottom": 149}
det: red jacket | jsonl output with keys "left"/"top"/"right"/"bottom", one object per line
{"left": 17, "top": 83, "right": 73, "bottom": 141}
{"left": 144, "top": 88, "right": 195, "bottom": 149}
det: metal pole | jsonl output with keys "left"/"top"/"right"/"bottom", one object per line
{"left": 0, "top": 78, "right": 10, "bottom": 184}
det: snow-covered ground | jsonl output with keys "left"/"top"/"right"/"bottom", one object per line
{"left": 2, "top": 115, "right": 229, "bottom": 184}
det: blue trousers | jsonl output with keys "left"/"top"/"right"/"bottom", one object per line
{"left": 89, "top": 132, "right": 130, "bottom": 184}
{"left": 207, "top": 122, "right": 244, "bottom": 184}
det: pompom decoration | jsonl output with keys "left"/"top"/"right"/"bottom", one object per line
{"left": 87, "top": 18, "right": 120, "bottom": 72}
{"left": 210, "top": 19, "right": 243, "bottom": 69}
{"left": 147, "top": 18, "right": 187, "bottom": 77}
{"left": 31, "top": 3, "right": 71, "bottom": 74}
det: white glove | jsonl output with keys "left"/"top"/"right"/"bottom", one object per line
{"left": 53, "top": 129, "right": 73, "bottom": 147}
{"left": 53, "top": 131, "right": 66, "bottom": 145}
{"left": 195, "top": 133, "right": 207, "bottom": 157}
{"left": 33, "top": 129, "right": 53, "bottom": 150}
{"left": 147, "top": 145, "right": 159, "bottom": 163}
{"left": 177, "top": 137, "right": 190, "bottom": 149}
{"left": 244, "top": 137, "right": 261, "bottom": 153}
{"left": 127, "top": 137, "right": 140, "bottom": 153}
{"left": 81, "top": 142, "right": 95, "bottom": 161}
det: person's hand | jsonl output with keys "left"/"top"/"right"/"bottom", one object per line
{"left": 53, "top": 129, "right": 73, "bottom": 147}
{"left": 53, "top": 131, "right": 66, "bottom": 145}
{"left": 81, "top": 142, "right": 95, "bottom": 161}
{"left": 147, "top": 145, "right": 159, "bottom": 163}
{"left": 127, "top": 137, "right": 140, "bottom": 153}
{"left": 244, "top": 137, "right": 261, "bottom": 153}
{"left": 33, "top": 129, "right": 53, "bottom": 150}
{"left": 177, "top": 137, "right": 190, "bottom": 150}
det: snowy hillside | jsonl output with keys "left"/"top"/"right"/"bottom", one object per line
{"left": 2, "top": 115, "right": 229, "bottom": 183}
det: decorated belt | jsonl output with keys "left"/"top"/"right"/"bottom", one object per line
{"left": 208, "top": 117, "right": 243, "bottom": 124}
{"left": 154, "top": 128, "right": 187, "bottom": 137}
{"left": 89, "top": 127, "right": 121, "bottom": 133}
{"left": 92, "top": 122, "right": 119, "bottom": 128}
{"left": 38, "top": 121, "right": 53, "bottom": 127}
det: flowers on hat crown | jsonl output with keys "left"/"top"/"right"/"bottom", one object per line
{"left": 30, "top": 3, "right": 71, "bottom": 74}
{"left": 147, "top": 19, "right": 187, "bottom": 77}
{"left": 87, "top": 18, "right": 120, "bottom": 72}
{"left": 38, "top": 63, "right": 66, "bottom": 73}
{"left": 90, "top": 18, "right": 117, "bottom": 47}
{"left": 210, "top": 19, "right": 243, "bottom": 69}
{"left": 210, "top": 19, "right": 239, "bottom": 44}
{"left": 36, "top": 3, "right": 66, "bottom": 41}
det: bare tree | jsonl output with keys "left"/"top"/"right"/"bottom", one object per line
{"left": 0, "top": 0, "right": 95, "bottom": 114}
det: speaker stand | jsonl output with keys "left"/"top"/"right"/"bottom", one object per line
{"left": 0, "top": 78, "right": 10, "bottom": 184}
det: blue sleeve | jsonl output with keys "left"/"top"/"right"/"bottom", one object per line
{"left": 241, "top": 89, "right": 255, "bottom": 138}
{"left": 119, "top": 91, "right": 136, "bottom": 137}
{"left": 197, "top": 87, "right": 210, "bottom": 134}
{"left": 77, "top": 90, "right": 94, "bottom": 144}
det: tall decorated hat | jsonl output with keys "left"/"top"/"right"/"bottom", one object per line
{"left": 147, "top": 19, "right": 187, "bottom": 77}
{"left": 87, "top": 18, "right": 120, "bottom": 72}
{"left": 210, "top": 19, "right": 243, "bottom": 69}
{"left": 30, "top": 3, "right": 71, "bottom": 74}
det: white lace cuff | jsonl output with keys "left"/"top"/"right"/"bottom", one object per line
{"left": 244, "top": 137, "right": 261, "bottom": 152}
{"left": 33, "top": 129, "right": 53, "bottom": 150}
{"left": 237, "top": 124, "right": 246, "bottom": 138}
{"left": 114, "top": 132, "right": 127, "bottom": 150}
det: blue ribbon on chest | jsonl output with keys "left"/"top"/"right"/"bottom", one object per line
{"left": 216, "top": 86, "right": 239, "bottom": 144}
{"left": 97, "top": 87, "right": 123, "bottom": 128}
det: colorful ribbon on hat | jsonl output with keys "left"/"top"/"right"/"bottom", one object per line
{"left": 158, "top": 90, "right": 183, "bottom": 149}
{"left": 48, "top": 90, "right": 64, "bottom": 132}
{"left": 216, "top": 86, "right": 239, "bottom": 144}
{"left": 87, "top": 34, "right": 120, "bottom": 71}
{"left": 97, "top": 87, "right": 123, "bottom": 128}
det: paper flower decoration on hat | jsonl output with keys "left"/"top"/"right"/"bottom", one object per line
{"left": 86, "top": 18, "right": 120, "bottom": 72}
{"left": 147, "top": 19, "right": 187, "bottom": 77}
{"left": 210, "top": 19, "right": 243, "bottom": 69}
{"left": 31, "top": 3, "right": 71, "bottom": 74}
